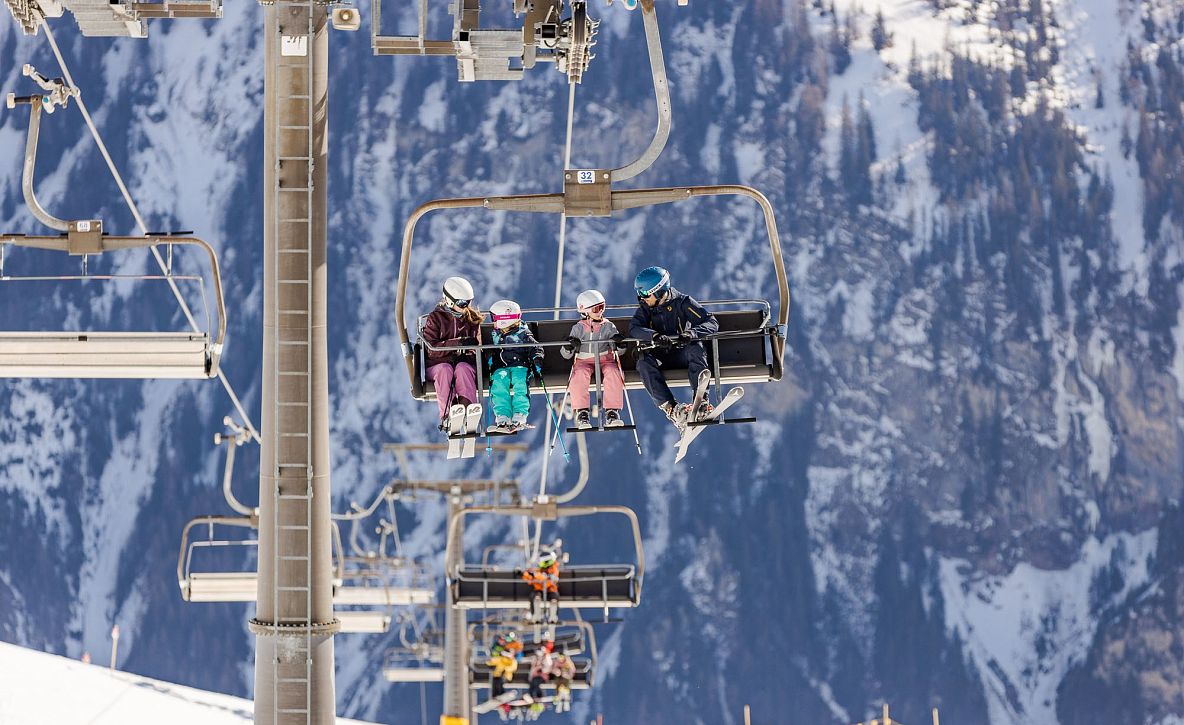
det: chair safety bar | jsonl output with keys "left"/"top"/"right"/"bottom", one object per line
{"left": 0, "top": 234, "right": 228, "bottom": 379}
{"left": 468, "top": 660, "right": 593, "bottom": 690}
{"left": 409, "top": 302, "right": 775, "bottom": 400}
{"left": 394, "top": 185, "right": 789, "bottom": 400}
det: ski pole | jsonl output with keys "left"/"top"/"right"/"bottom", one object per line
{"left": 534, "top": 367, "right": 570, "bottom": 462}
{"left": 485, "top": 368, "right": 495, "bottom": 456}
{"left": 550, "top": 343, "right": 578, "bottom": 454}
{"left": 613, "top": 345, "right": 643, "bottom": 456}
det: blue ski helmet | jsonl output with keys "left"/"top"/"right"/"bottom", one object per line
{"left": 634, "top": 266, "right": 671, "bottom": 299}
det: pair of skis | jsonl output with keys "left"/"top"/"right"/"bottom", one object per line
{"left": 445, "top": 403, "right": 482, "bottom": 459}
{"left": 446, "top": 403, "right": 534, "bottom": 459}
{"left": 673, "top": 370, "right": 749, "bottom": 464}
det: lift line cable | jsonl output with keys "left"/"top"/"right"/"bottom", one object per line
{"left": 42, "top": 22, "right": 261, "bottom": 444}
{"left": 533, "top": 80, "right": 585, "bottom": 563}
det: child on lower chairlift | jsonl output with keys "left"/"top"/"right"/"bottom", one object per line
{"left": 561, "top": 290, "right": 627, "bottom": 429}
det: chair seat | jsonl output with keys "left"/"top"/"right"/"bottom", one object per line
{"left": 451, "top": 566, "right": 638, "bottom": 609}
{"left": 0, "top": 331, "right": 215, "bottom": 379}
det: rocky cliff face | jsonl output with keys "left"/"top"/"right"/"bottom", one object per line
{"left": 1, "top": 0, "right": 1182, "bottom": 723}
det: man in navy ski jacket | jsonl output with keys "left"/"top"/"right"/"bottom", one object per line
{"left": 628, "top": 266, "right": 719, "bottom": 428}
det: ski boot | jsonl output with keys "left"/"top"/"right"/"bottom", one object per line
{"left": 692, "top": 399, "right": 714, "bottom": 422}
{"left": 662, "top": 401, "right": 690, "bottom": 432}
{"left": 574, "top": 408, "right": 592, "bottom": 429}
{"left": 604, "top": 409, "right": 623, "bottom": 427}
{"left": 492, "top": 415, "right": 512, "bottom": 433}
{"left": 511, "top": 413, "right": 529, "bottom": 431}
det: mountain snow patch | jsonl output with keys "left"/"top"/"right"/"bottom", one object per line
{"left": 939, "top": 530, "right": 1157, "bottom": 725}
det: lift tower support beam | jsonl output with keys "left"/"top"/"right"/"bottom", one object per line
{"left": 250, "top": 2, "right": 339, "bottom": 723}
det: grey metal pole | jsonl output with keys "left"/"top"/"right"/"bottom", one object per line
{"left": 252, "top": 2, "right": 338, "bottom": 723}
{"left": 443, "top": 495, "right": 472, "bottom": 723}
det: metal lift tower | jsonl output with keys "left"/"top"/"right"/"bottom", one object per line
{"left": 250, "top": 2, "right": 337, "bottom": 723}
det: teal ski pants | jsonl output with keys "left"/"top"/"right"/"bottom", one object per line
{"left": 490, "top": 366, "right": 531, "bottom": 419}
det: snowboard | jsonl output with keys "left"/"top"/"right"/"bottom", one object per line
{"left": 673, "top": 386, "right": 745, "bottom": 463}
{"left": 472, "top": 691, "right": 520, "bottom": 714}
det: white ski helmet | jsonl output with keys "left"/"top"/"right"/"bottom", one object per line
{"left": 490, "top": 299, "right": 522, "bottom": 330}
{"left": 576, "top": 289, "right": 606, "bottom": 315}
{"left": 442, "top": 276, "right": 474, "bottom": 309}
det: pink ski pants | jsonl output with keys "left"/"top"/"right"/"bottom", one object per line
{"left": 429, "top": 361, "right": 477, "bottom": 420}
{"left": 567, "top": 354, "right": 623, "bottom": 410}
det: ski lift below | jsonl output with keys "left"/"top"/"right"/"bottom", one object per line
{"left": 445, "top": 503, "right": 643, "bottom": 612}
{"left": 469, "top": 620, "right": 598, "bottom": 691}
{"left": 176, "top": 516, "right": 433, "bottom": 619}
{"left": 395, "top": 184, "right": 789, "bottom": 403}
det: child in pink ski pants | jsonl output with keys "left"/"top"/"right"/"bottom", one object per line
{"left": 562, "top": 290, "right": 626, "bottom": 426}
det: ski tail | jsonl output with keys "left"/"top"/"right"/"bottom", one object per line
{"left": 461, "top": 403, "right": 483, "bottom": 458}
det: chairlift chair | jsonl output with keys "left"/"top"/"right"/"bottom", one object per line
{"left": 445, "top": 503, "right": 644, "bottom": 612}
{"left": 469, "top": 619, "right": 597, "bottom": 690}
{"left": 176, "top": 515, "right": 433, "bottom": 628}
{"left": 395, "top": 186, "right": 789, "bottom": 404}
{"left": 1, "top": 71, "right": 227, "bottom": 379}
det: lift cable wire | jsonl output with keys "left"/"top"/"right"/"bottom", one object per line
{"left": 42, "top": 22, "right": 261, "bottom": 443}
{"left": 532, "top": 79, "right": 585, "bottom": 563}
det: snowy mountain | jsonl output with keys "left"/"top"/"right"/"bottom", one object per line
{"left": 0, "top": 639, "right": 377, "bottom": 724}
{"left": 1, "top": 0, "right": 1183, "bottom": 724}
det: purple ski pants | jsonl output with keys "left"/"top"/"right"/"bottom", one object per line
{"left": 429, "top": 361, "right": 477, "bottom": 420}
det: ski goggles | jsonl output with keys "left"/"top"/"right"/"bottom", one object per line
{"left": 583, "top": 302, "right": 606, "bottom": 315}
{"left": 492, "top": 313, "right": 522, "bottom": 325}
{"left": 444, "top": 289, "right": 471, "bottom": 308}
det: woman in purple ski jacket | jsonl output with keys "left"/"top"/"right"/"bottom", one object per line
{"left": 422, "top": 276, "right": 485, "bottom": 427}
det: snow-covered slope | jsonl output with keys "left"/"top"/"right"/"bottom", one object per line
{"left": 0, "top": 640, "right": 375, "bottom": 724}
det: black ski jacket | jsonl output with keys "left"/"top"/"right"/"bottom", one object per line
{"left": 628, "top": 289, "right": 719, "bottom": 343}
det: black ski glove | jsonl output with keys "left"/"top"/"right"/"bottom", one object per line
{"left": 611, "top": 333, "right": 628, "bottom": 348}
{"left": 457, "top": 336, "right": 479, "bottom": 348}
{"left": 564, "top": 336, "right": 582, "bottom": 354}
{"left": 652, "top": 334, "right": 674, "bottom": 350}
{"left": 676, "top": 331, "right": 697, "bottom": 345}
